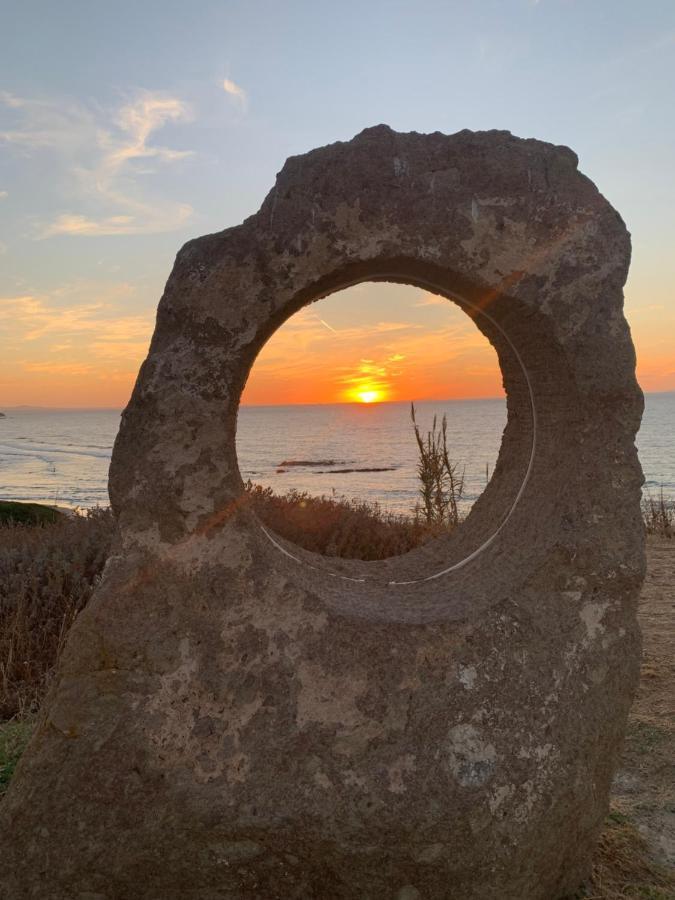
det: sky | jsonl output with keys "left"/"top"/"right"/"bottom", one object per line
{"left": 1, "top": 0, "right": 674, "bottom": 407}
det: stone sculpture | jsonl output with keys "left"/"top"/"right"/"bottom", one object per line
{"left": 0, "top": 126, "right": 644, "bottom": 899}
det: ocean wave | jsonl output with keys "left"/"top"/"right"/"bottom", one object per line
{"left": 0, "top": 441, "right": 112, "bottom": 461}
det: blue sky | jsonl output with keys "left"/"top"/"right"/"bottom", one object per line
{"left": 1, "top": 0, "right": 674, "bottom": 405}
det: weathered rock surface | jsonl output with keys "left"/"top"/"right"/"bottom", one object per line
{"left": 0, "top": 126, "right": 644, "bottom": 899}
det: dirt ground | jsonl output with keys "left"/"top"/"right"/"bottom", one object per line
{"left": 611, "top": 537, "right": 675, "bottom": 869}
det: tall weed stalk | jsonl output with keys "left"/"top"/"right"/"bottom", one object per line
{"left": 410, "top": 402, "right": 465, "bottom": 526}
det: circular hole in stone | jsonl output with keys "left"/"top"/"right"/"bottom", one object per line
{"left": 235, "top": 281, "right": 507, "bottom": 561}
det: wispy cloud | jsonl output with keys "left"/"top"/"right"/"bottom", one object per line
{"left": 42, "top": 208, "right": 192, "bottom": 238}
{"left": 0, "top": 283, "right": 153, "bottom": 357}
{"left": 0, "top": 282, "right": 154, "bottom": 404}
{"left": 0, "top": 91, "right": 26, "bottom": 108}
{"left": 0, "top": 93, "right": 98, "bottom": 152}
{"left": 1, "top": 90, "right": 194, "bottom": 237}
{"left": 222, "top": 77, "right": 247, "bottom": 110}
{"left": 413, "top": 292, "right": 447, "bottom": 308}
{"left": 24, "top": 361, "right": 94, "bottom": 376}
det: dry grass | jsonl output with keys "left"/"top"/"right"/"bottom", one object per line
{"left": 575, "top": 810, "right": 675, "bottom": 899}
{"left": 245, "top": 480, "right": 448, "bottom": 561}
{"left": 410, "top": 402, "right": 465, "bottom": 526}
{"left": 642, "top": 489, "right": 674, "bottom": 539}
{"left": 0, "top": 508, "right": 115, "bottom": 719}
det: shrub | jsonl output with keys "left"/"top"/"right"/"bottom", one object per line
{"left": 0, "top": 508, "right": 115, "bottom": 719}
{"left": 245, "top": 481, "right": 447, "bottom": 561}
{"left": 0, "top": 501, "right": 61, "bottom": 526}
{"left": 642, "top": 487, "right": 674, "bottom": 538}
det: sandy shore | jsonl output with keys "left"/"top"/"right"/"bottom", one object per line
{"left": 612, "top": 537, "right": 675, "bottom": 868}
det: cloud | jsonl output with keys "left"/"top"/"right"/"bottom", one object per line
{"left": 0, "top": 91, "right": 25, "bottom": 108}
{"left": 42, "top": 208, "right": 192, "bottom": 237}
{"left": 1, "top": 90, "right": 194, "bottom": 237}
{"left": 372, "top": 321, "right": 423, "bottom": 333}
{"left": 0, "top": 283, "right": 153, "bottom": 354}
{"left": 222, "top": 78, "right": 247, "bottom": 109}
{"left": 0, "top": 190, "right": 7, "bottom": 199}
{"left": 23, "top": 361, "right": 94, "bottom": 376}
{"left": 413, "top": 293, "right": 447, "bottom": 307}
{"left": 0, "top": 93, "right": 99, "bottom": 152}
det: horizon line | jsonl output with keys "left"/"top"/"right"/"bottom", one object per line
{"left": 2, "top": 395, "right": 506, "bottom": 411}
{"left": 3, "top": 388, "right": 674, "bottom": 411}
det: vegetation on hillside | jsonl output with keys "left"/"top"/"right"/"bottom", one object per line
{"left": 0, "top": 508, "right": 115, "bottom": 719}
{"left": 0, "top": 500, "right": 62, "bottom": 526}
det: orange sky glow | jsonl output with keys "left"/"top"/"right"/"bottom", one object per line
{"left": 0, "top": 280, "right": 673, "bottom": 408}
{"left": 240, "top": 284, "right": 504, "bottom": 406}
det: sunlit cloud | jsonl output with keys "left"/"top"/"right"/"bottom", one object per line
{"left": 222, "top": 77, "right": 247, "bottom": 110}
{"left": 0, "top": 279, "right": 155, "bottom": 405}
{"left": 0, "top": 92, "right": 98, "bottom": 152}
{"left": 372, "top": 321, "right": 422, "bottom": 332}
{"left": 89, "top": 340, "right": 151, "bottom": 360}
{"left": 24, "top": 361, "right": 94, "bottom": 376}
{"left": 413, "top": 293, "right": 446, "bottom": 308}
{"left": 0, "top": 283, "right": 152, "bottom": 346}
{"left": 1, "top": 90, "right": 194, "bottom": 237}
{"left": 42, "top": 207, "right": 192, "bottom": 237}
{"left": 241, "top": 288, "right": 504, "bottom": 405}
{"left": 336, "top": 357, "right": 399, "bottom": 402}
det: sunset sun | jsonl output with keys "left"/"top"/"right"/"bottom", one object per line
{"left": 357, "top": 388, "right": 381, "bottom": 403}
{"left": 345, "top": 382, "right": 388, "bottom": 403}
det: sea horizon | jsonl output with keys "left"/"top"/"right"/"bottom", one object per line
{"left": 2, "top": 388, "right": 674, "bottom": 413}
{"left": 1, "top": 393, "right": 673, "bottom": 514}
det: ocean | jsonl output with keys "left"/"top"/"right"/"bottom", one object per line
{"left": 0, "top": 394, "right": 673, "bottom": 515}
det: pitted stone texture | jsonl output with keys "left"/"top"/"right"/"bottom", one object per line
{"left": 0, "top": 125, "right": 644, "bottom": 899}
